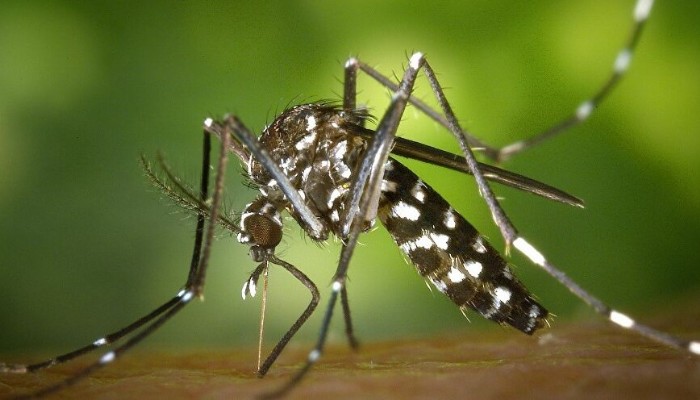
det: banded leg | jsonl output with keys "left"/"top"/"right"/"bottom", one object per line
{"left": 511, "top": 237, "right": 700, "bottom": 355}
{"left": 1, "top": 120, "right": 231, "bottom": 398}
{"left": 496, "top": 0, "right": 655, "bottom": 161}
{"left": 345, "top": 0, "right": 656, "bottom": 162}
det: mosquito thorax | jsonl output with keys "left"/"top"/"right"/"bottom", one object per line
{"left": 247, "top": 104, "right": 372, "bottom": 239}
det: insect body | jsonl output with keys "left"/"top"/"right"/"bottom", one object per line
{"left": 242, "top": 103, "right": 549, "bottom": 335}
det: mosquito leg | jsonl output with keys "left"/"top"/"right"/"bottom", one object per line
{"left": 349, "top": 57, "right": 494, "bottom": 157}
{"left": 190, "top": 119, "right": 230, "bottom": 295}
{"left": 511, "top": 236, "right": 700, "bottom": 354}
{"left": 256, "top": 256, "right": 320, "bottom": 377}
{"left": 3, "top": 122, "right": 231, "bottom": 397}
{"left": 340, "top": 285, "right": 359, "bottom": 350}
{"left": 343, "top": 57, "right": 358, "bottom": 110}
{"left": 350, "top": 0, "right": 655, "bottom": 163}
{"left": 419, "top": 57, "right": 519, "bottom": 246}
{"left": 341, "top": 53, "right": 425, "bottom": 237}
{"left": 0, "top": 295, "right": 182, "bottom": 375}
{"left": 340, "top": 58, "right": 363, "bottom": 352}
{"left": 268, "top": 227, "right": 366, "bottom": 397}
{"left": 496, "top": 0, "right": 655, "bottom": 161}
{"left": 0, "top": 130, "right": 209, "bottom": 376}
{"left": 16, "top": 292, "right": 194, "bottom": 399}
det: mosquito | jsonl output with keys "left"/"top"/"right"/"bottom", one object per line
{"left": 2, "top": 0, "right": 696, "bottom": 398}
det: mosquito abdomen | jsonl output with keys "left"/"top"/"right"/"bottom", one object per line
{"left": 377, "top": 158, "right": 548, "bottom": 334}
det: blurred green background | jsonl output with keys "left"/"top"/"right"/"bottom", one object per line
{"left": 0, "top": 0, "right": 698, "bottom": 356}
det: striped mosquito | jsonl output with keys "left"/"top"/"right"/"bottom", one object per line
{"left": 2, "top": 0, "right": 697, "bottom": 398}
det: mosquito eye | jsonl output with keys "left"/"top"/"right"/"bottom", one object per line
{"left": 243, "top": 214, "right": 282, "bottom": 249}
